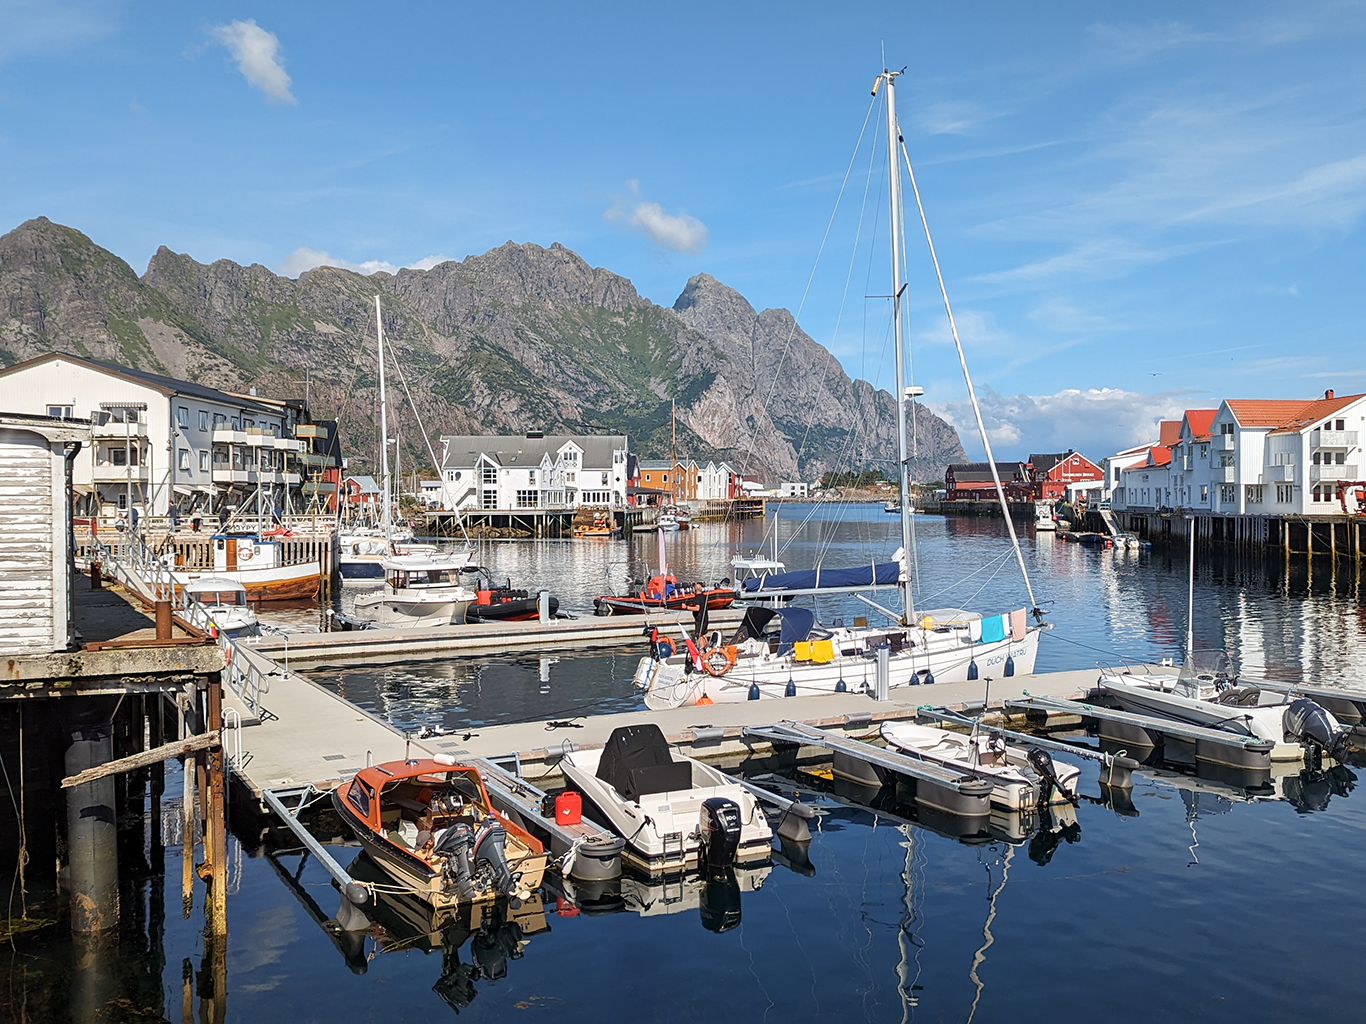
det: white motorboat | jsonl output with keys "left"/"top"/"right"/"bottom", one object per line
{"left": 637, "top": 68, "right": 1049, "bottom": 710}
{"left": 655, "top": 512, "right": 680, "bottom": 532}
{"left": 352, "top": 554, "right": 480, "bottom": 628}
{"left": 180, "top": 576, "right": 259, "bottom": 638}
{"left": 1034, "top": 501, "right": 1057, "bottom": 531}
{"left": 879, "top": 720, "right": 1080, "bottom": 811}
{"left": 559, "top": 724, "right": 773, "bottom": 875}
{"left": 639, "top": 604, "right": 1039, "bottom": 709}
{"left": 1100, "top": 653, "right": 1352, "bottom": 762}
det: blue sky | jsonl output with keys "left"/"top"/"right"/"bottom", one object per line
{"left": 4, "top": 1, "right": 1366, "bottom": 461}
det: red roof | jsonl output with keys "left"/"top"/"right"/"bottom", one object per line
{"left": 1157, "top": 421, "right": 1182, "bottom": 446}
{"left": 1266, "top": 393, "right": 1365, "bottom": 435}
{"left": 1225, "top": 399, "right": 1320, "bottom": 428}
{"left": 1182, "top": 409, "right": 1218, "bottom": 439}
{"left": 1146, "top": 445, "right": 1172, "bottom": 467}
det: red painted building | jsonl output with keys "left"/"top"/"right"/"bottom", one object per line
{"left": 944, "top": 462, "right": 1033, "bottom": 502}
{"left": 1026, "top": 451, "right": 1105, "bottom": 501}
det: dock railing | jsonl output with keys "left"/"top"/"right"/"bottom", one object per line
{"left": 88, "top": 532, "right": 270, "bottom": 716}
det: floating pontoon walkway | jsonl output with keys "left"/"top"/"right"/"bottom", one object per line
{"left": 248, "top": 607, "right": 745, "bottom": 666}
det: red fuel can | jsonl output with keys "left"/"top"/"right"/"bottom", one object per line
{"left": 555, "top": 790, "right": 582, "bottom": 826}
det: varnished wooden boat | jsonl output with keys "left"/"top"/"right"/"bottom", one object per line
{"left": 333, "top": 757, "right": 548, "bottom": 909}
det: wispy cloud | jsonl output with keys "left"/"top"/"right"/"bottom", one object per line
{"left": 279, "top": 247, "right": 452, "bottom": 278}
{"left": 604, "top": 180, "right": 708, "bottom": 254}
{"left": 211, "top": 19, "right": 295, "bottom": 104}
{"left": 0, "top": 0, "right": 114, "bottom": 63}
{"left": 931, "top": 385, "right": 1201, "bottom": 460}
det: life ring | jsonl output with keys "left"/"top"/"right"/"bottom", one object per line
{"left": 238, "top": 541, "right": 255, "bottom": 561}
{"left": 702, "top": 645, "right": 737, "bottom": 677}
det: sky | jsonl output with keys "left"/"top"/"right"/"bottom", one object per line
{"left": 4, "top": 1, "right": 1366, "bottom": 462}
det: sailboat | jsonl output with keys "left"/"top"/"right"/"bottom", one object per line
{"left": 354, "top": 296, "right": 479, "bottom": 628}
{"left": 637, "top": 68, "right": 1047, "bottom": 709}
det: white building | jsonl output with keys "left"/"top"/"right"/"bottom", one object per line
{"left": 1113, "top": 390, "right": 1365, "bottom": 516}
{"left": 0, "top": 412, "right": 89, "bottom": 653}
{"left": 439, "top": 433, "right": 629, "bottom": 510}
{"left": 697, "top": 460, "right": 739, "bottom": 500}
{"left": 780, "top": 481, "right": 809, "bottom": 498}
{"left": 0, "top": 353, "right": 309, "bottom": 517}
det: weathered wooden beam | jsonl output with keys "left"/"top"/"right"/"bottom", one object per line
{"left": 61, "top": 730, "right": 220, "bottom": 788}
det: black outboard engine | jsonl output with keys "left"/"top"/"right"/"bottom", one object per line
{"left": 1283, "top": 698, "right": 1351, "bottom": 761}
{"left": 1026, "top": 746, "right": 1074, "bottom": 806}
{"left": 699, "top": 796, "right": 743, "bottom": 872}
{"left": 434, "top": 822, "right": 475, "bottom": 900}
{"left": 473, "top": 815, "right": 517, "bottom": 898}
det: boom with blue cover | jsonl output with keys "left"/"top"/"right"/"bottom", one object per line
{"left": 740, "top": 562, "right": 901, "bottom": 594}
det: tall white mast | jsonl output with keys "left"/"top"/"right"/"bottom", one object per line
{"left": 376, "top": 295, "right": 393, "bottom": 547}
{"left": 877, "top": 68, "right": 915, "bottom": 626}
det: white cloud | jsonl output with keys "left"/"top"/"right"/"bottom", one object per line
{"left": 279, "top": 247, "right": 452, "bottom": 278}
{"left": 930, "top": 385, "right": 1201, "bottom": 461}
{"left": 211, "top": 19, "right": 295, "bottom": 104}
{"left": 604, "top": 180, "right": 708, "bottom": 254}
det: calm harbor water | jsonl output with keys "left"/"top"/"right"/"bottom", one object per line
{"left": 7, "top": 504, "right": 1366, "bottom": 1022}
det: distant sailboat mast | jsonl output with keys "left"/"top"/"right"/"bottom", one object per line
{"left": 875, "top": 68, "right": 916, "bottom": 627}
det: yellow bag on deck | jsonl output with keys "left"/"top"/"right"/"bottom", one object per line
{"left": 810, "top": 639, "right": 834, "bottom": 664}
{"left": 794, "top": 641, "right": 813, "bottom": 662}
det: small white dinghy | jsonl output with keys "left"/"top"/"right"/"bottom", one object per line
{"left": 880, "top": 720, "right": 1081, "bottom": 811}
{"left": 560, "top": 724, "right": 772, "bottom": 876}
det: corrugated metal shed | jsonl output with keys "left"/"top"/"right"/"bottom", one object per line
{"left": 0, "top": 413, "right": 90, "bottom": 654}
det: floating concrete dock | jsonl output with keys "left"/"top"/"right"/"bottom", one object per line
{"left": 248, "top": 607, "right": 745, "bottom": 666}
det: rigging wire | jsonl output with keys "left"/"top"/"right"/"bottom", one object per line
{"left": 898, "top": 138, "right": 1041, "bottom": 617}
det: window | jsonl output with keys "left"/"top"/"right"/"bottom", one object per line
{"left": 515, "top": 489, "right": 539, "bottom": 508}
{"left": 1246, "top": 485, "right": 1264, "bottom": 503}
{"left": 1219, "top": 484, "right": 1235, "bottom": 503}
{"left": 662, "top": 473, "right": 669, "bottom": 484}
{"left": 199, "top": 410, "right": 209, "bottom": 431}
{"left": 213, "top": 448, "right": 228, "bottom": 466}
{"left": 1276, "top": 484, "right": 1292, "bottom": 503}
{"left": 480, "top": 463, "right": 497, "bottom": 485}
{"left": 1336, "top": 419, "right": 1345, "bottom": 431}
{"left": 1313, "top": 452, "right": 1321, "bottom": 465}
{"left": 481, "top": 489, "right": 497, "bottom": 509}
{"left": 199, "top": 451, "right": 210, "bottom": 472}
{"left": 1201, "top": 485, "right": 1208, "bottom": 502}
{"left": 1200, "top": 445, "right": 1207, "bottom": 458}
{"left": 1313, "top": 486, "right": 1321, "bottom": 502}
{"left": 1336, "top": 452, "right": 1346, "bottom": 465}
{"left": 1220, "top": 422, "right": 1234, "bottom": 435}
{"left": 528, "top": 469, "right": 537, "bottom": 485}
{"left": 178, "top": 449, "right": 191, "bottom": 471}
{"left": 117, "top": 493, "right": 127, "bottom": 510}
{"left": 603, "top": 472, "right": 610, "bottom": 486}
{"left": 213, "top": 413, "right": 226, "bottom": 429}
{"left": 47, "top": 405, "right": 73, "bottom": 419}
{"left": 231, "top": 418, "right": 240, "bottom": 430}
{"left": 111, "top": 447, "right": 127, "bottom": 466}
{"left": 177, "top": 406, "right": 189, "bottom": 428}
{"left": 244, "top": 419, "right": 254, "bottom": 430}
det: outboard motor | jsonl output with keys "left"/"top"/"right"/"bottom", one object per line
{"left": 473, "top": 815, "right": 516, "bottom": 898}
{"left": 699, "top": 796, "right": 743, "bottom": 872}
{"left": 1283, "top": 698, "right": 1352, "bottom": 761}
{"left": 1026, "top": 746, "right": 1074, "bottom": 806}
{"left": 434, "top": 822, "right": 476, "bottom": 900}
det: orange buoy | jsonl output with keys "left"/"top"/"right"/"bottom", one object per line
{"left": 696, "top": 694, "right": 714, "bottom": 706}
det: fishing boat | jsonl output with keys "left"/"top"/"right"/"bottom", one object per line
{"left": 332, "top": 755, "right": 547, "bottom": 910}
{"left": 175, "top": 532, "right": 321, "bottom": 601}
{"left": 181, "top": 576, "right": 259, "bottom": 638}
{"left": 559, "top": 724, "right": 773, "bottom": 875}
{"left": 879, "top": 720, "right": 1080, "bottom": 811}
{"left": 655, "top": 511, "right": 680, "bottom": 532}
{"left": 1033, "top": 501, "right": 1057, "bottom": 531}
{"left": 637, "top": 69, "right": 1047, "bottom": 708}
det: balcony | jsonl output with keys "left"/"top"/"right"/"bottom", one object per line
{"left": 1313, "top": 429, "right": 1358, "bottom": 449}
{"left": 211, "top": 469, "right": 252, "bottom": 485}
{"left": 274, "top": 437, "right": 303, "bottom": 452}
{"left": 212, "top": 428, "right": 247, "bottom": 445}
{"left": 92, "top": 463, "right": 149, "bottom": 483}
{"left": 1311, "top": 464, "right": 1358, "bottom": 483}
{"left": 295, "top": 424, "right": 329, "bottom": 440}
{"left": 297, "top": 452, "right": 334, "bottom": 469}
{"left": 1213, "top": 433, "right": 1235, "bottom": 451}
{"left": 1212, "top": 466, "right": 1236, "bottom": 482}
{"left": 92, "top": 419, "right": 147, "bottom": 440}
{"left": 1261, "top": 464, "right": 1295, "bottom": 483}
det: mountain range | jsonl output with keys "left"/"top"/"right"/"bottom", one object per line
{"left": 0, "top": 216, "right": 965, "bottom": 481}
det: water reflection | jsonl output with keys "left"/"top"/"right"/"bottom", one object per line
{"left": 546, "top": 862, "right": 770, "bottom": 934}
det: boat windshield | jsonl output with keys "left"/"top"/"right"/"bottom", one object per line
{"left": 390, "top": 568, "right": 463, "bottom": 588}
{"left": 1178, "top": 650, "right": 1237, "bottom": 687}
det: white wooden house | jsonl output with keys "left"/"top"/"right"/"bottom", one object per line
{"left": 0, "top": 412, "right": 90, "bottom": 653}
{"left": 439, "top": 433, "right": 630, "bottom": 510}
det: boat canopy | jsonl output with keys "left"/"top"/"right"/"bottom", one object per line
{"left": 740, "top": 561, "right": 900, "bottom": 594}
{"left": 729, "top": 606, "right": 816, "bottom": 652}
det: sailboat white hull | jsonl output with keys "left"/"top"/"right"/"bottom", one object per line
{"left": 638, "top": 625, "right": 1042, "bottom": 710}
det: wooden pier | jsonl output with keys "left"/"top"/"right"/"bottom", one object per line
{"left": 1114, "top": 509, "right": 1365, "bottom": 562}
